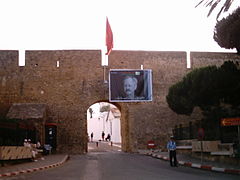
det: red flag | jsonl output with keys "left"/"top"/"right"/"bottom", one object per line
{"left": 105, "top": 17, "right": 113, "bottom": 55}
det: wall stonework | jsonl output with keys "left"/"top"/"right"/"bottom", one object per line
{"left": 0, "top": 50, "right": 239, "bottom": 154}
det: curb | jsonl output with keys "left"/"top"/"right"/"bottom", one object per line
{"left": 0, "top": 155, "right": 69, "bottom": 178}
{"left": 145, "top": 152, "right": 240, "bottom": 175}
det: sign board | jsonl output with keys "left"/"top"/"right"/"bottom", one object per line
{"left": 147, "top": 140, "right": 155, "bottom": 149}
{"left": 221, "top": 118, "right": 240, "bottom": 126}
{"left": 109, "top": 69, "right": 153, "bottom": 102}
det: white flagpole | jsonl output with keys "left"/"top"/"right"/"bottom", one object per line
{"left": 102, "top": 16, "right": 108, "bottom": 83}
{"left": 101, "top": 46, "right": 108, "bottom": 66}
{"left": 102, "top": 46, "right": 108, "bottom": 83}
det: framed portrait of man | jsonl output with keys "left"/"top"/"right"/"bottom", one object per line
{"left": 109, "top": 69, "right": 153, "bottom": 102}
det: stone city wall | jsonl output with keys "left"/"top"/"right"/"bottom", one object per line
{"left": 0, "top": 50, "right": 239, "bottom": 153}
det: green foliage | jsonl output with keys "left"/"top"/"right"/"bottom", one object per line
{"left": 214, "top": 7, "right": 240, "bottom": 54}
{"left": 196, "top": 0, "right": 236, "bottom": 19}
{"left": 216, "top": 61, "right": 240, "bottom": 105}
{"left": 100, "top": 105, "right": 110, "bottom": 112}
{"left": 166, "top": 66, "right": 219, "bottom": 115}
{"left": 167, "top": 82, "right": 194, "bottom": 115}
{"left": 166, "top": 61, "right": 240, "bottom": 115}
{"left": 202, "top": 106, "right": 227, "bottom": 140}
{"left": 167, "top": 61, "right": 240, "bottom": 141}
{"left": 202, "top": 105, "right": 240, "bottom": 141}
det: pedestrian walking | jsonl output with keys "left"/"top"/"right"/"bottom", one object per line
{"left": 102, "top": 131, "right": 105, "bottom": 141}
{"left": 105, "top": 134, "right": 111, "bottom": 141}
{"left": 90, "top": 132, "right": 93, "bottom": 142}
{"left": 167, "top": 136, "right": 178, "bottom": 167}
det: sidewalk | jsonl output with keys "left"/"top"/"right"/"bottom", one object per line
{"left": 139, "top": 150, "right": 240, "bottom": 175}
{"left": 0, "top": 154, "right": 69, "bottom": 178}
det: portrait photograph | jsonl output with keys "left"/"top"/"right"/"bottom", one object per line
{"left": 109, "top": 69, "right": 153, "bottom": 102}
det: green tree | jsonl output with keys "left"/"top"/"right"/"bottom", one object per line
{"left": 213, "top": 7, "right": 240, "bottom": 54}
{"left": 166, "top": 61, "right": 240, "bottom": 140}
{"left": 167, "top": 61, "right": 240, "bottom": 115}
{"left": 100, "top": 105, "right": 110, "bottom": 112}
{"left": 166, "top": 66, "right": 219, "bottom": 115}
{"left": 196, "top": 0, "right": 236, "bottom": 19}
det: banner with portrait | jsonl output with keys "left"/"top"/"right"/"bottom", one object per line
{"left": 109, "top": 69, "right": 153, "bottom": 102}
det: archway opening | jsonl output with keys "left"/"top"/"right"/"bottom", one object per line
{"left": 87, "top": 102, "right": 122, "bottom": 152}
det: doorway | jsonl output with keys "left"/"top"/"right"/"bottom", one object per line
{"left": 87, "top": 102, "right": 122, "bottom": 152}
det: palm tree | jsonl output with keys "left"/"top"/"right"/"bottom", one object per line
{"left": 196, "top": 0, "right": 236, "bottom": 19}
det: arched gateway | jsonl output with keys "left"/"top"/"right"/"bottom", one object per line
{"left": 0, "top": 50, "right": 239, "bottom": 154}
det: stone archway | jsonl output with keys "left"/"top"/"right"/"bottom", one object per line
{"left": 3, "top": 50, "right": 235, "bottom": 155}
{"left": 84, "top": 101, "right": 131, "bottom": 153}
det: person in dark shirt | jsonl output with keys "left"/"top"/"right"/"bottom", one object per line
{"left": 102, "top": 131, "right": 105, "bottom": 141}
{"left": 90, "top": 132, "right": 93, "bottom": 142}
{"left": 105, "top": 134, "right": 111, "bottom": 141}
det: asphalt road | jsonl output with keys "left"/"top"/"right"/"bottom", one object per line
{"left": 2, "top": 142, "right": 239, "bottom": 180}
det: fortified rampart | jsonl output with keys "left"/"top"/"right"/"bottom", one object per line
{"left": 0, "top": 50, "right": 239, "bottom": 154}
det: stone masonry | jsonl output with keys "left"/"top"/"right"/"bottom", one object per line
{"left": 0, "top": 50, "right": 239, "bottom": 154}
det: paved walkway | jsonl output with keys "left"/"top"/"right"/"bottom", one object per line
{"left": 1, "top": 147, "right": 240, "bottom": 177}
{"left": 0, "top": 154, "right": 69, "bottom": 178}
{"left": 139, "top": 150, "right": 240, "bottom": 175}
{"left": 88, "top": 141, "right": 122, "bottom": 152}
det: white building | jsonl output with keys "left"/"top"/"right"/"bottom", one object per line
{"left": 87, "top": 103, "right": 121, "bottom": 143}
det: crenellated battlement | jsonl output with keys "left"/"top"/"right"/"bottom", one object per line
{"left": 0, "top": 49, "right": 239, "bottom": 153}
